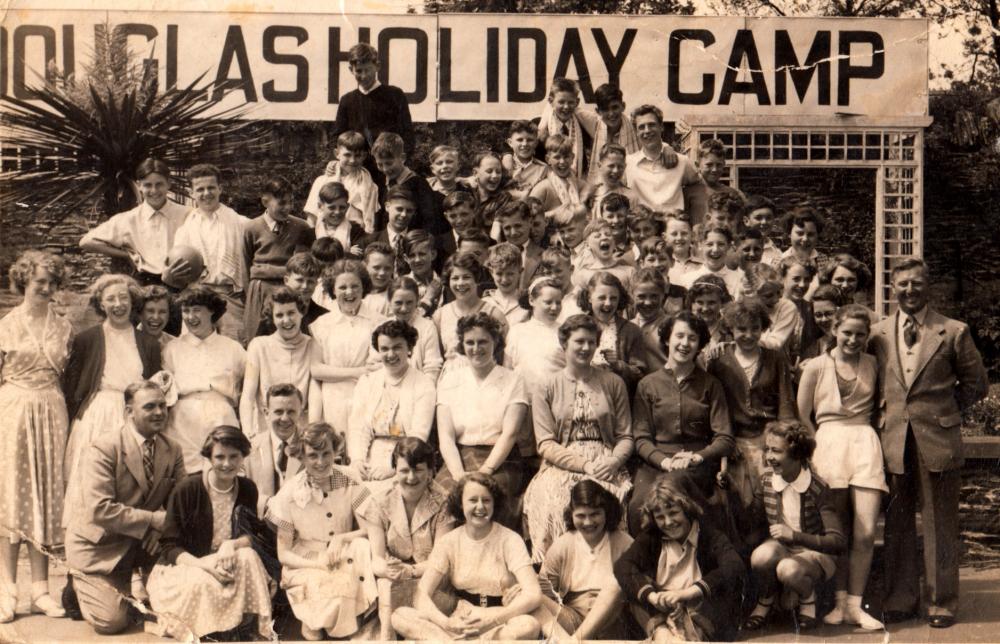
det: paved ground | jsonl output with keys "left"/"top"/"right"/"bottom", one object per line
{"left": 1, "top": 557, "right": 998, "bottom": 642}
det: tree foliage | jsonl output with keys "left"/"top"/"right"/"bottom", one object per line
{"left": 0, "top": 23, "right": 262, "bottom": 220}
{"left": 425, "top": 0, "right": 695, "bottom": 15}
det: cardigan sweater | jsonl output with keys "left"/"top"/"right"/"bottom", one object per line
{"left": 749, "top": 468, "right": 847, "bottom": 554}
{"left": 62, "top": 324, "right": 162, "bottom": 421}
{"left": 707, "top": 345, "right": 796, "bottom": 437}
{"left": 614, "top": 521, "right": 744, "bottom": 638}
{"left": 540, "top": 529, "right": 633, "bottom": 599}
{"left": 160, "top": 473, "right": 259, "bottom": 565}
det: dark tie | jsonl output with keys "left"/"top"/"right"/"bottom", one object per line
{"left": 561, "top": 123, "right": 570, "bottom": 137}
{"left": 143, "top": 438, "right": 155, "bottom": 482}
{"left": 277, "top": 441, "right": 289, "bottom": 474}
{"left": 274, "top": 221, "right": 284, "bottom": 237}
{"left": 903, "top": 315, "right": 919, "bottom": 348}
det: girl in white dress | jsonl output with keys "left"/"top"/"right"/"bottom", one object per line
{"left": 239, "top": 286, "right": 320, "bottom": 437}
{"left": 433, "top": 253, "right": 508, "bottom": 372}
{"left": 387, "top": 277, "right": 443, "bottom": 381}
{"left": 797, "top": 304, "right": 886, "bottom": 630}
{"left": 163, "top": 285, "right": 245, "bottom": 472}
{"left": 309, "top": 260, "right": 383, "bottom": 431}
{"left": 504, "top": 277, "right": 566, "bottom": 399}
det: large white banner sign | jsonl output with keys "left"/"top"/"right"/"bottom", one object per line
{"left": 0, "top": 10, "right": 929, "bottom": 121}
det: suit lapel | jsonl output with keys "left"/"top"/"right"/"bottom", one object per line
{"left": 908, "top": 311, "right": 945, "bottom": 390}
{"left": 122, "top": 427, "right": 151, "bottom": 494}
{"left": 882, "top": 314, "right": 907, "bottom": 388}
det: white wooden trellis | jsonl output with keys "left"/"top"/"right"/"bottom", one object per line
{"left": 681, "top": 115, "right": 933, "bottom": 318}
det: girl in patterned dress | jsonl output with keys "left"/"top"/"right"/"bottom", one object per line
{"left": 270, "top": 422, "right": 376, "bottom": 640}
{"left": 147, "top": 427, "right": 273, "bottom": 640}
{"left": 0, "top": 251, "right": 73, "bottom": 620}
{"left": 523, "top": 314, "right": 633, "bottom": 563}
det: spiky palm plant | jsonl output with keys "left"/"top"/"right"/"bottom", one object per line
{"left": 0, "top": 24, "right": 261, "bottom": 219}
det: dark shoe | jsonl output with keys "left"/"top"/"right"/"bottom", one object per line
{"left": 61, "top": 580, "right": 83, "bottom": 621}
{"left": 883, "top": 609, "right": 918, "bottom": 624}
{"left": 928, "top": 614, "right": 956, "bottom": 629}
{"left": 795, "top": 599, "right": 819, "bottom": 631}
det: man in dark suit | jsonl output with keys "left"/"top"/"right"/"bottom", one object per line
{"left": 65, "top": 381, "right": 185, "bottom": 635}
{"left": 869, "top": 258, "right": 988, "bottom": 628}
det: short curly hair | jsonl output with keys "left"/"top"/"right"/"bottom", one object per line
{"left": 684, "top": 274, "right": 732, "bottom": 308}
{"left": 562, "top": 479, "right": 623, "bottom": 533}
{"left": 577, "top": 271, "right": 631, "bottom": 315}
{"left": 445, "top": 471, "right": 506, "bottom": 525}
{"left": 89, "top": 274, "right": 143, "bottom": 319}
{"left": 764, "top": 420, "right": 816, "bottom": 463}
{"left": 199, "top": 425, "right": 252, "bottom": 459}
{"left": 176, "top": 284, "right": 227, "bottom": 323}
{"left": 720, "top": 297, "right": 773, "bottom": 335}
{"left": 322, "top": 259, "right": 372, "bottom": 300}
{"left": 290, "top": 421, "right": 348, "bottom": 464}
{"left": 558, "top": 313, "right": 600, "bottom": 348}
{"left": 818, "top": 253, "right": 872, "bottom": 292}
{"left": 371, "top": 319, "right": 419, "bottom": 351}
{"left": 658, "top": 310, "right": 711, "bottom": 355}
{"left": 442, "top": 252, "right": 487, "bottom": 299}
{"left": 9, "top": 250, "right": 66, "bottom": 294}
{"left": 455, "top": 312, "right": 505, "bottom": 364}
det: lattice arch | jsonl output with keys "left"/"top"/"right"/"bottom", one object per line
{"left": 680, "top": 115, "right": 932, "bottom": 317}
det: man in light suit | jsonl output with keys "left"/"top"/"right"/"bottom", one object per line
{"left": 869, "top": 258, "right": 988, "bottom": 628}
{"left": 64, "top": 380, "right": 185, "bottom": 635}
{"left": 242, "top": 383, "right": 304, "bottom": 518}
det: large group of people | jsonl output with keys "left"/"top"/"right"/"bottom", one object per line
{"left": 0, "top": 41, "right": 990, "bottom": 642}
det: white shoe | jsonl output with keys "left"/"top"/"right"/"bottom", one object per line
{"left": 824, "top": 602, "right": 845, "bottom": 625}
{"left": 31, "top": 593, "right": 65, "bottom": 618}
{"left": 847, "top": 605, "right": 884, "bottom": 630}
{"left": 301, "top": 624, "right": 323, "bottom": 641}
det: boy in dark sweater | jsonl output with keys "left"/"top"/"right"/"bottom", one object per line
{"left": 243, "top": 178, "right": 315, "bottom": 342}
{"left": 371, "top": 132, "right": 448, "bottom": 235}
{"left": 333, "top": 43, "right": 414, "bottom": 189}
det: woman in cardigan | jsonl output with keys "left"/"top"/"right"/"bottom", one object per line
{"left": 706, "top": 298, "right": 795, "bottom": 509}
{"left": 63, "top": 274, "right": 160, "bottom": 527}
{"left": 146, "top": 426, "right": 273, "bottom": 641}
{"left": 628, "top": 311, "right": 733, "bottom": 534}
{"left": 523, "top": 314, "right": 633, "bottom": 563}
{"left": 614, "top": 475, "right": 744, "bottom": 642}
{"left": 348, "top": 320, "right": 436, "bottom": 491}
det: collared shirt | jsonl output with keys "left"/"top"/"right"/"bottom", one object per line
{"left": 679, "top": 264, "right": 745, "bottom": 301}
{"left": 262, "top": 212, "right": 280, "bottom": 233}
{"left": 761, "top": 239, "right": 783, "bottom": 267}
{"left": 163, "top": 331, "right": 246, "bottom": 404}
{"left": 437, "top": 364, "right": 527, "bottom": 446}
{"left": 772, "top": 467, "right": 812, "bottom": 532}
{"left": 173, "top": 204, "right": 249, "bottom": 290}
{"left": 81, "top": 200, "right": 189, "bottom": 273}
{"left": 897, "top": 306, "right": 929, "bottom": 387}
{"left": 656, "top": 521, "right": 703, "bottom": 590}
{"left": 127, "top": 420, "right": 152, "bottom": 459}
{"left": 625, "top": 145, "right": 700, "bottom": 213}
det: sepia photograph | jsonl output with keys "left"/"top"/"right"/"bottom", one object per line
{"left": 0, "top": 0, "right": 998, "bottom": 640}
